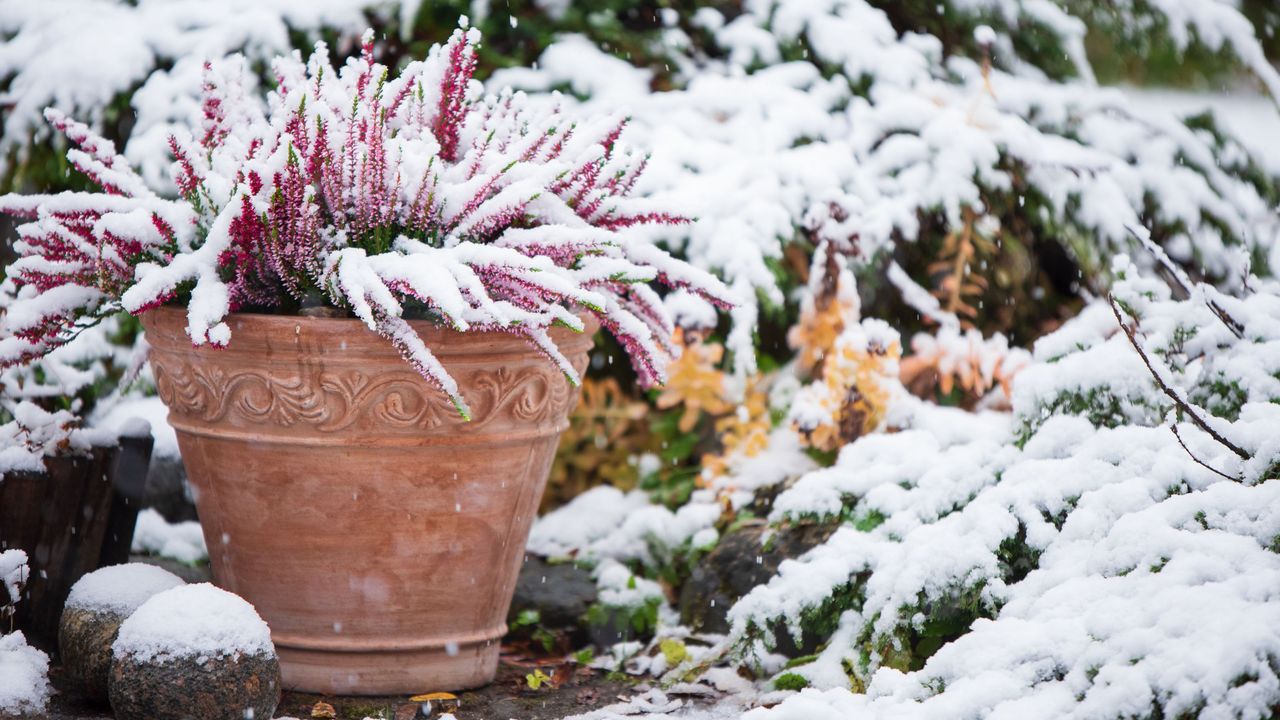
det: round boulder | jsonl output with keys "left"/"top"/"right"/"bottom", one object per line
{"left": 108, "top": 583, "right": 280, "bottom": 720}
{"left": 59, "top": 563, "right": 185, "bottom": 703}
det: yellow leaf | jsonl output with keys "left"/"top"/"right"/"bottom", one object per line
{"left": 660, "top": 638, "right": 689, "bottom": 666}
{"left": 409, "top": 692, "right": 458, "bottom": 702}
{"left": 526, "top": 669, "right": 553, "bottom": 690}
{"left": 654, "top": 329, "right": 729, "bottom": 431}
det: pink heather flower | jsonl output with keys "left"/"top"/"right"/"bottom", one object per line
{"left": 0, "top": 23, "right": 737, "bottom": 415}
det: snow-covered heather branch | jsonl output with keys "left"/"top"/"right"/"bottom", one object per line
{"left": 0, "top": 25, "right": 735, "bottom": 417}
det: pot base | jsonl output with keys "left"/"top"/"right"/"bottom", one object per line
{"left": 278, "top": 639, "right": 500, "bottom": 695}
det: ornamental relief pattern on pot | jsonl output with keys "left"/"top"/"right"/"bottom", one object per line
{"left": 150, "top": 354, "right": 580, "bottom": 433}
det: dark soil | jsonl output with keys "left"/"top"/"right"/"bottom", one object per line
{"left": 48, "top": 666, "right": 113, "bottom": 720}
{"left": 50, "top": 654, "right": 633, "bottom": 720}
{"left": 276, "top": 658, "right": 634, "bottom": 720}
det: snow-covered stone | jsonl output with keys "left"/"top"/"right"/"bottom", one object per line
{"left": 112, "top": 583, "right": 273, "bottom": 664}
{"left": 65, "top": 563, "right": 186, "bottom": 617}
{"left": 109, "top": 584, "right": 279, "bottom": 720}
{"left": 59, "top": 564, "right": 185, "bottom": 702}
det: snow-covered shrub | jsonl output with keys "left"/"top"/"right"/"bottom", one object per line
{"left": 0, "top": 401, "right": 108, "bottom": 474}
{"left": 0, "top": 280, "right": 144, "bottom": 462}
{"left": 528, "top": 254, "right": 1280, "bottom": 717}
{"left": 716, "top": 262, "right": 1280, "bottom": 717}
{"left": 491, "top": 0, "right": 1280, "bottom": 511}
{"left": 0, "top": 25, "right": 733, "bottom": 417}
{"left": 0, "top": 0, "right": 418, "bottom": 191}
{"left": 1016, "top": 243, "right": 1280, "bottom": 473}
{"left": 496, "top": 0, "right": 1279, "bottom": 366}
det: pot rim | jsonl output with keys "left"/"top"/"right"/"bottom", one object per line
{"left": 141, "top": 305, "right": 600, "bottom": 359}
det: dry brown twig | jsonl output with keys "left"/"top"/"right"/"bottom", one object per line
{"left": 1107, "top": 295, "right": 1249, "bottom": 463}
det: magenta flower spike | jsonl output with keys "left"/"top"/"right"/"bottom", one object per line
{"left": 0, "top": 23, "right": 736, "bottom": 416}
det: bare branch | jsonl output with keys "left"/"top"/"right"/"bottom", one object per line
{"left": 1126, "top": 225, "right": 1244, "bottom": 339}
{"left": 1108, "top": 295, "right": 1249, "bottom": 460}
{"left": 1170, "top": 424, "right": 1240, "bottom": 482}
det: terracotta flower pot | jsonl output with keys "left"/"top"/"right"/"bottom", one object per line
{"left": 141, "top": 307, "right": 595, "bottom": 694}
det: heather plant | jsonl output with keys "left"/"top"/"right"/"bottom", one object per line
{"left": 0, "top": 25, "right": 734, "bottom": 418}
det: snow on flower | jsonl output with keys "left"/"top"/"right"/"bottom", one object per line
{"left": 0, "top": 24, "right": 735, "bottom": 417}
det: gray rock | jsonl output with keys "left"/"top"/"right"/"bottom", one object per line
{"left": 108, "top": 652, "right": 280, "bottom": 720}
{"left": 57, "top": 607, "right": 128, "bottom": 705}
{"left": 509, "top": 555, "right": 597, "bottom": 629}
{"left": 678, "top": 521, "right": 837, "bottom": 652}
{"left": 141, "top": 455, "right": 197, "bottom": 523}
{"left": 58, "top": 564, "right": 185, "bottom": 705}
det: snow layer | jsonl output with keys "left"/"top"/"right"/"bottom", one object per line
{"left": 65, "top": 563, "right": 185, "bottom": 616}
{"left": 112, "top": 583, "right": 274, "bottom": 663}
{"left": 0, "top": 549, "right": 26, "bottom": 604}
{"left": 0, "top": 401, "right": 116, "bottom": 474}
{"left": 131, "top": 508, "right": 208, "bottom": 564}
{"left": 492, "top": 0, "right": 1280, "bottom": 372}
{"left": 92, "top": 395, "right": 179, "bottom": 459}
{"left": 0, "top": 0, "right": 409, "bottom": 183}
{"left": 0, "top": 631, "right": 50, "bottom": 716}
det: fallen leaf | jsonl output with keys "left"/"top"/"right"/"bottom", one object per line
{"left": 408, "top": 693, "right": 457, "bottom": 702}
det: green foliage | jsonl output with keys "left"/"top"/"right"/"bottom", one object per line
{"left": 508, "top": 608, "right": 559, "bottom": 653}
{"left": 997, "top": 525, "right": 1043, "bottom": 585}
{"left": 854, "top": 509, "right": 886, "bottom": 533}
{"left": 585, "top": 596, "right": 662, "bottom": 641}
{"left": 525, "top": 668, "right": 553, "bottom": 690}
{"left": 1190, "top": 375, "right": 1250, "bottom": 423}
{"left": 1072, "top": 0, "right": 1280, "bottom": 88}
{"left": 1015, "top": 386, "right": 1161, "bottom": 447}
{"left": 773, "top": 671, "right": 810, "bottom": 691}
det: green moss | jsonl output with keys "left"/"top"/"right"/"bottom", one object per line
{"left": 773, "top": 672, "right": 811, "bottom": 691}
